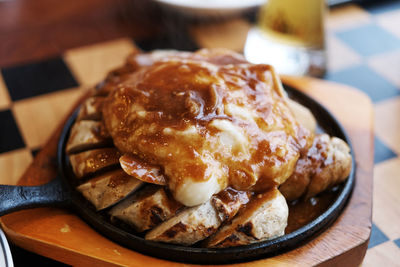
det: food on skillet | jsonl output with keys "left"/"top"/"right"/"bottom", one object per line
{"left": 280, "top": 134, "right": 351, "bottom": 202}
{"left": 66, "top": 120, "right": 111, "bottom": 154}
{"left": 145, "top": 188, "right": 250, "bottom": 245}
{"left": 69, "top": 147, "right": 121, "bottom": 178}
{"left": 110, "top": 185, "right": 182, "bottom": 232}
{"left": 205, "top": 188, "right": 287, "bottom": 248}
{"left": 102, "top": 50, "right": 312, "bottom": 207}
{"left": 76, "top": 169, "right": 143, "bottom": 210}
{"left": 66, "top": 48, "right": 352, "bottom": 247}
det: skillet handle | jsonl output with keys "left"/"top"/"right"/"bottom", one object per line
{"left": 0, "top": 178, "right": 68, "bottom": 217}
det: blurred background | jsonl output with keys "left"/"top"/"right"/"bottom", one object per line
{"left": 0, "top": 0, "right": 399, "bottom": 266}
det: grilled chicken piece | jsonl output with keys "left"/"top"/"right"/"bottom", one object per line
{"left": 278, "top": 158, "right": 311, "bottom": 202}
{"left": 306, "top": 135, "right": 352, "bottom": 199}
{"left": 119, "top": 154, "right": 166, "bottom": 185}
{"left": 145, "top": 199, "right": 220, "bottom": 246}
{"left": 103, "top": 49, "right": 312, "bottom": 207}
{"left": 145, "top": 189, "right": 249, "bottom": 245}
{"left": 77, "top": 96, "right": 105, "bottom": 121}
{"left": 205, "top": 188, "right": 288, "bottom": 248}
{"left": 110, "top": 185, "right": 183, "bottom": 232}
{"left": 66, "top": 120, "right": 111, "bottom": 154}
{"left": 280, "top": 134, "right": 352, "bottom": 201}
{"left": 287, "top": 99, "right": 317, "bottom": 134}
{"left": 76, "top": 169, "right": 143, "bottom": 210}
{"left": 69, "top": 148, "right": 121, "bottom": 178}
{"left": 212, "top": 188, "right": 250, "bottom": 222}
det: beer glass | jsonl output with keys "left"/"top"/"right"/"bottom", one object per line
{"left": 244, "top": 0, "right": 326, "bottom": 77}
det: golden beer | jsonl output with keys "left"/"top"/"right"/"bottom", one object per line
{"left": 258, "top": 0, "right": 325, "bottom": 48}
{"left": 244, "top": 0, "right": 327, "bottom": 77}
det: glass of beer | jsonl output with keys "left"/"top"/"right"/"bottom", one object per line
{"left": 244, "top": 0, "right": 326, "bottom": 77}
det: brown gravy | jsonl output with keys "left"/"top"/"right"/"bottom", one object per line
{"left": 102, "top": 53, "right": 313, "bottom": 202}
{"left": 285, "top": 187, "right": 338, "bottom": 234}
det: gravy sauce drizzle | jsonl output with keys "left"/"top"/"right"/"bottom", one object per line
{"left": 102, "top": 51, "right": 313, "bottom": 206}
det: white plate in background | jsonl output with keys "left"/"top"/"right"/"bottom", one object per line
{"left": 154, "top": 0, "right": 265, "bottom": 17}
{"left": 0, "top": 227, "right": 13, "bottom": 267}
{"left": 153, "top": 0, "right": 356, "bottom": 17}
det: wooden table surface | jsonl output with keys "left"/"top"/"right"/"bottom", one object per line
{"left": 0, "top": 0, "right": 399, "bottom": 266}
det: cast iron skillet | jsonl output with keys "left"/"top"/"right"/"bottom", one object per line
{"left": 0, "top": 85, "right": 355, "bottom": 264}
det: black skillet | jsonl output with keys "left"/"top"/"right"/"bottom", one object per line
{"left": 0, "top": 84, "right": 355, "bottom": 264}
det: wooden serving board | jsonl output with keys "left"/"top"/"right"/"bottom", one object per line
{"left": 0, "top": 76, "right": 373, "bottom": 267}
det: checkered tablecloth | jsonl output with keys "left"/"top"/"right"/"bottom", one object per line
{"left": 0, "top": 1, "right": 399, "bottom": 266}
{"left": 326, "top": 3, "right": 400, "bottom": 265}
